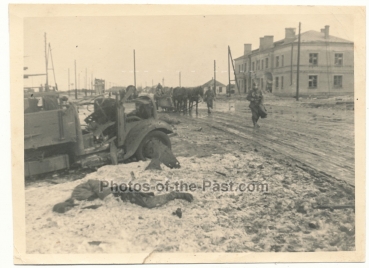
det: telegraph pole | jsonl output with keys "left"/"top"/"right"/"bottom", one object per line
{"left": 228, "top": 46, "right": 231, "bottom": 97}
{"left": 296, "top": 22, "right": 301, "bottom": 101}
{"left": 44, "top": 33, "right": 49, "bottom": 91}
{"left": 214, "top": 60, "right": 216, "bottom": 96}
{"left": 85, "top": 68, "right": 87, "bottom": 96}
{"left": 74, "top": 60, "right": 77, "bottom": 99}
{"left": 133, "top": 50, "right": 136, "bottom": 87}
{"left": 68, "top": 68, "right": 70, "bottom": 96}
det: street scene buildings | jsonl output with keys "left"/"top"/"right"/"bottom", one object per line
{"left": 234, "top": 25, "right": 354, "bottom": 97}
{"left": 15, "top": 11, "right": 362, "bottom": 259}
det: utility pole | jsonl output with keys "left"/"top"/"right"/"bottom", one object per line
{"left": 133, "top": 50, "right": 136, "bottom": 87}
{"left": 85, "top": 68, "right": 87, "bottom": 96}
{"left": 214, "top": 60, "right": 216, "bottom": 96}
{"left": 44, "top": 33, "right": 49, "bottom": 91}
{"left": 68, "top": 68, "right": 70, "bottom": 96}
{"left": 296, "top": 22, "right": 301, "bottom": 101}
{"left": 179, "top": 72, "right": 181, "bottom": 87}
{"left": 74, "top": 60, "right": 77, "bottom": 99}
{"left": 228, "top": 46, "right": 231, "bottom": 97}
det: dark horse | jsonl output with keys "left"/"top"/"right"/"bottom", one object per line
{"left": 186, "top": 86, "right": 204, "bottom": 114}
{"left": 172, "top": 87, "right": 188, "bottom": 113}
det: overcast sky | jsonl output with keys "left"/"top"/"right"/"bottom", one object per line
{"left": 23, "top": 14, "right": 354, "bottom": 91}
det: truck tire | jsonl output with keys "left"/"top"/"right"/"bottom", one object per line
{"left": 135, "top": 130, "right": 171, "bottom": 161}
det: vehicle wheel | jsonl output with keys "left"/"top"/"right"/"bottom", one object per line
{"left": 135, "top": 130, "right": 171, "bottom": 161}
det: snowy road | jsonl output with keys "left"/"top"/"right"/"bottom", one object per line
{"left": 170, "top": 97, "right": 354, "bottom": 186}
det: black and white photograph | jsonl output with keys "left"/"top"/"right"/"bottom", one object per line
{"left": 9, "top": 4, "right": 365, "bottom": 264}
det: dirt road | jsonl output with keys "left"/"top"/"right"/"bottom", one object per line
{"left": 169, "top": 96, "right": 355, "bottom": 187}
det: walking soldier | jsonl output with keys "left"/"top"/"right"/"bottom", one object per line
{"left": 246, "top": 83, "right": 265, "bottom": 128}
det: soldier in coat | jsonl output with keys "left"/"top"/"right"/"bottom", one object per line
{"left": 246, "top": 83, "right": 264, "bottom": 128}
{"left": 204, "top": 87, "right": 215, "bottom": 114}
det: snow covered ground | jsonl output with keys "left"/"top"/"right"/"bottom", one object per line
{"left": 26, "top": 152, "right": 355, "bottom": 253}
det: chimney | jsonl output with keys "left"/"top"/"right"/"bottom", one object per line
{"left": 320, "top": 28, "right": 325, "bottom": 33}
{"left": 259, "top": 37, "right": 265, "bottom": 51}
{"left": 284, "top": 28, "right": 296, "bottom": 43}
{"left": 244, "top": 44, "right": 252, "bottom": 55}
{"left": 263, "top": 36, "right": 274, "bottom": 49}
{"left": 324, "top": 25, "right": 330, "bottom": 39}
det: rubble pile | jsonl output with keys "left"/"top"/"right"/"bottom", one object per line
{"left": 26, "top": 152, "right": 355, "bottom": 253}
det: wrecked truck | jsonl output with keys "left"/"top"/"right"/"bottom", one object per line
{"left": 24, "top": 86, "right": 175, "bottom": 177}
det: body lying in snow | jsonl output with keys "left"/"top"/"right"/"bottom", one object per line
{"left": 53, "top": 179, "right": 193, "bottom": 213}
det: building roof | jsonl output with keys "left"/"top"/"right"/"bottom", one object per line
{"left": 235, "top": 30, "right": 353, "bottom": 61}
{"left": 202, "top": 79, "right": 226, "bottom": 88}
{"left": 291, "top": 30, "right": 353, "bottom": 44}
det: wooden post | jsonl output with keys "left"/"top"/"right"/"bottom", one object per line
{"left": 296, "top": 22, "right": 301, "bottom": 101}
{"left": 85, "top": 68, "right": 87, "bottom": 96}
{"left": 74, "top": 60, "right": 77, "bottom": 100}
{"left": 44, "top": 33, "right": 49, "bottom": 91}
{"left": 68, "top": 68, "right": 70, "bottom": 96}
{"left": 214, "top": 60, "right": 216, "bottom": 96}
{"left": 133, "top": 50, "right": 136, "bottom": 87}
{"left": 228, "top": 46, "right": 231, "bottom": 97}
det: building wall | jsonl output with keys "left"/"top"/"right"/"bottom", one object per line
{"left": 235, "top": 42, "right": 354, "bottom": 97}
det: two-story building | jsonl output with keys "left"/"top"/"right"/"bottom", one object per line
{"left": 234, "top": 26, "right": 354, "bottom": 97}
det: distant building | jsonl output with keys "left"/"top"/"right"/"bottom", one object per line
{"left": 234, "top": 25, "right": 354, "bottom": 97}
{"left": 202, "top": 78, "right": 227, "bottom": 95}
{"left": 94, "top": 79, "right": 105, "bottom": 94}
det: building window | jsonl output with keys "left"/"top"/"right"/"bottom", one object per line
{"left": 282, "top": 55, "right": 284, "bottom": 67}
{"left": 276, "top": 56, "right": 279, "bottom": 67}
{"left": 309, "top": 75, "right": 318, "bottom": 88}
{"left": 334, "top": 75, "right": 343, "bottom": 88}
{"left": 257, "top": 60, "right": 260, "bottom": 70}
{"left": 281, "top": 76, "right": 284, "bottom": 89}
{"left": 244, "top": 63, "right": 247, "bottom": 72}
{"left": 275, "top": 77, "right": 279, "bottom": 89}
{"left": 252, "top": 62, "right": 255, "bottom": 71}
{"left": 309, "top": 53, "right": 318, "bottom": 65}
{"left": 335, "top": 54, "right": 343, "bottom": 66}
{"left": 261, "top": 60, "right": 264, "bottom": 70}
{"left": 265, "top": 58, "right": 269, "bottom": 69}
{"left": 219, "top": 87, "right": 223, "bottom": 93}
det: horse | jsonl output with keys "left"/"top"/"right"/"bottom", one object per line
{"left": 186, "top": 86, "right": 204, "bottom": 114}
{"left": 172, "top": 87, "right": 188, "bottom": 113}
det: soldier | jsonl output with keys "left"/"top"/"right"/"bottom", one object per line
{"left": 246, "top": 83, "right": 264, "bottom": 128}
{"left": 204, "top": 87, "right": 215, "bottom": 114}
